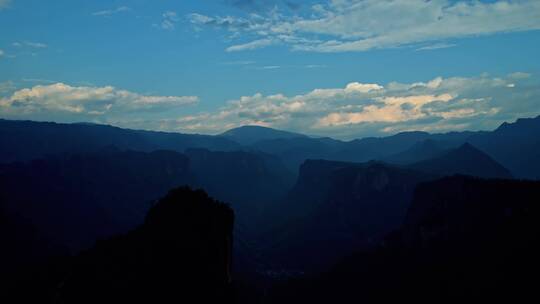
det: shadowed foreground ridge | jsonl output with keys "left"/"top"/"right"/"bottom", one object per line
{"left": 268, "top": 176, "right": 540, "bottom": 303}
{"left": 0, "top": 150, "right": 196, "bottom": 254}
{"left": 5, "top": 187, "right": 235, "bottom": 304}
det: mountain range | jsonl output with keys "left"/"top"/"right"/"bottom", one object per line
{"left": 2, "top": 115, "right": 539, "bottom": 179}
{"left": 1, "top": 116, "right": 540, "bottom": 302}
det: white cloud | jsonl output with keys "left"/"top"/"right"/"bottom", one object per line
{"left": 221, "top": 60, "right": 256, "bottom": 65}
{"left": 317, "top": 94, "right": 454, "bottom": 126}
{"left": 190, "top": 0, "right": 540, "bottom": 52}
{"left": 344, "top": 82, "right": 384, "bottom": 93}
{"left": 0, "top": 49, "right": 4, "bottom": 57}
{"left": 508, "top": 72, "right": 531, "bottom": 79}
{"left": 12, "top": 41, "right": 47, "bottom": 48}
{"left": 6, "top": 41, "right": 47, "bottom": 59}
{"left": 188, "top": 13, "right": 252, "bottom": 31}
{"left": 0, "top": 0, "right": 11, "bottom": 10}
{"left": 258, "top": 65, "right": 281, "bottom": 70}
{"left": 0, "top": 83, "right": 198, "bottom": 120}
{"left": 416, "top": 43, "right": 457, "bottom": 51}
{"left": 93, "top": 6, "right": 130, "bottom": 17}
{"left": 24, "top": 41, "right": 47, "bottom": 48}
{"left": 160, "top": 11, "right": 179, "bottom": 30}
{"left": 226, "top": 39, "right": 276, "bottom": 52}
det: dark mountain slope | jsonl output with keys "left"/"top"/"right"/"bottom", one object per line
{"left": 0, "top": 149, "right": 195, "bottom": 253}
{"left": 3, "top": 187, "right": 235, "bottom": 304}
{"left": 220, "top": 125, "right": 307, "bottom": 145}
{"left": 0, "top": 206, "right": 66, "bottom": 286}
{"left": 411, "top": 143, "right": 512, "bottom": 179}
{"left": 268, "top": 176, "right": 540, "bottom": 303}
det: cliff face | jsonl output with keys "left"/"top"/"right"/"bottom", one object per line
{"left": 4, "top": 187, "right": 235, "bottom": 304}
{"left": 264, "top": 160, "right": 435, "bottom": 272}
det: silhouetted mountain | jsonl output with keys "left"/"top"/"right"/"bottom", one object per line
{"left": 0, "top": 119, "right": 239, "bottom": 163}
{"left": 411, "top": 143, "right": 513, "bottom": 179}
{"left": 384, "top": 139, "right": 446, "bottom": 164}
{"left": 246, "top": 130, "right": 472, "bottom": 172}
{"left": 381, "top": 117, "right": 540, "bottom": 179}
{"left": 0, "top": 149, "right": 195, "bottom": 254}
{"left": 267, "top": 176, "right": 540, "bottom": 303}
{"left": 3, "top": 187, "right": 235, "bottom": 304}
{"left": 468, "top": 115, "right": 540, "bottom": 179}
{"left": 3, "top": 116, "right": 540, "bottom": 179}
{"left": 244, "top": 131, "right": 439, "bottom": 172}
{"left": 235, "top": 117, "right": 540, "bottom": 180}
{"left": 220, "top": 125, "right": 307, "bottom": 145}
{"left": 262, "top": 159, "right": 434, "bottom": 272}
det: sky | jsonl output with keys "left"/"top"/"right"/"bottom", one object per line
{"left": 1, "top": 0, "right": 540, "bottom": 139}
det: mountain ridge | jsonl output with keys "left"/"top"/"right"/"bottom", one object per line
{"left": 2, "top": 115, "right": 539, "bottom": 179}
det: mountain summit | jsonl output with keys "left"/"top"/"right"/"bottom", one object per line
{"left": 220, "top": 125, "right": 308, "bottom": 145}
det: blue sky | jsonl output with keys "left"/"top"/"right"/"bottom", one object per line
{"left": 1, "top": 0, "right": 540, "bottom": 139}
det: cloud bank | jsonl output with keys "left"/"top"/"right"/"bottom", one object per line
{"left": 93, "top": 6, "right": 130, "bottom": 17}
{"left": 138, "top": 73, "right": 539, "bottom": 139}
{"left": 0, "top": 83, "right": 198, "bottom": 122}
{"left": 1, "top": 73, "right": 539, "bottom": 139}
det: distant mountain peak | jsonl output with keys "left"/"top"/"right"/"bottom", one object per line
{"left": 220, "top": 125, "right": 308, "bottom": 145}
{"left": 498, "top": 121, "right": 510, "bottom": 129}
{"left": 452, "top": 142, "right": 494, "bottom": 158}
{"left": 226, "top": 125, "right": 272, "bottom": 131}
{"left": 411, "top": 142, "right": 512, "bottom": 179}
